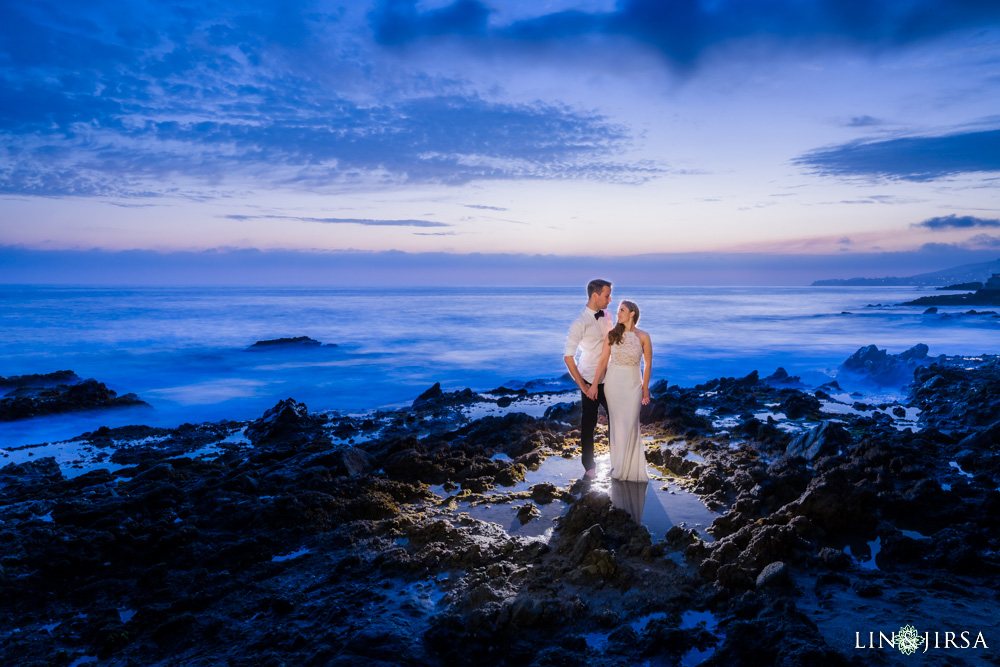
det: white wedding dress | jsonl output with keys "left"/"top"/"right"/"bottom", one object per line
{"left": 605, "top": 331, "right": 648, "bottom": 482}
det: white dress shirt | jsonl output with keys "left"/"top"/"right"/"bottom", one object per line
{"left": 564, "top": 307, "right": 613, "bottom": 384}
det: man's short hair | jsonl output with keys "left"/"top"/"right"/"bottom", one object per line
{"left": 587, "top": 279, "right": 612, "bottom": 297}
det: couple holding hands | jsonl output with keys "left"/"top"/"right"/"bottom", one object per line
{"left": 563, "top": 278, "right": 653, "bottom": 483}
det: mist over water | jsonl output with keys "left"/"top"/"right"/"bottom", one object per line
{"left": 2, "top": 284, "right": 998, "bottom": 446}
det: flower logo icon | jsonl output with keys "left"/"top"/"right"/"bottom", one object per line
{"left": 897, "top": 625, "right": 922, "bottom": 655}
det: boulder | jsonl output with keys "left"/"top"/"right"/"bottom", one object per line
{"left": 785, "top": 422, "right": 849, "bottom": 461}
{"left": 1, "top": 378, "right": 148, "bottom": 421}
{"left": 245, "top": 399, "right": 324, "bottom": 446}
{"left": 839, "top": 344, "right": 932, "bottom": 387}
{"left": 755, "top": 561, "right": 790, "bottom": 589}
{"left": 247, "top": 336, "right": 334, "bottom": 349}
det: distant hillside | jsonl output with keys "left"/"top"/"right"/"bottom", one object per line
{"left": 812, "top": 258, "right": 1000, "bottom": 286}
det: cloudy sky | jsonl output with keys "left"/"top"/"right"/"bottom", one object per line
{"left": 2, "top": 0, "right": 1000, "bottom": 283}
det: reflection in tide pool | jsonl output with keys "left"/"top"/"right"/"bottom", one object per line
{"left": 438, "top": 452, "right": 718, "bottom": 544}
{"left": 609, "top": 476, "right": 717, "bottom": 543}
{"left": 592, "top": 454, "right": 718, "bottom": 542}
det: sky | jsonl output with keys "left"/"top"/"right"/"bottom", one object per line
{"left": 1, "top": 0, "right": 1000, "bottom": 284}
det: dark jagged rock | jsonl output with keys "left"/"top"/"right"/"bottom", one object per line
{"left": 785, "top": 421, "right": 851, "bottom": 461}
{"left": 763, "top": 367, "right": 802, "bottom": 386}
{"left": 246, "top": 336, "right": 336, "bottom": 349}
{"left": 778, "top": 389, "right": 822, "bottom": 420}
{"left": 0, "top": 370, "right": 80, "bottom": 389}
{"left": 6, "top": 356, "right": 1000, "bottom": 666}
{"left": 1, "top": 377, "right": 148, "bottom": 421}
{"left": 410, "top": 383, "right": 478, "bottom": 411}
{"left": 903, "top": 278, "right": 1000, "bottom": 306}
{"left": 543, "top": 401, "right": 580, "bottom": 423}
{"left": 710, "top": 596, "right": 850, "bottom": 666}
{"left": 838, "top": 343, "right": 933, "bottom": 386}
{"left": 244, "top": 398, "right": 327, "bottom": 447}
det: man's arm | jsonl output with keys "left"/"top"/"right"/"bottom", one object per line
{"left": 563, "top": 318, "right": 588, "bottom": 392}
{"left": 564, "top": 355, "right": 588, "bottom": 392}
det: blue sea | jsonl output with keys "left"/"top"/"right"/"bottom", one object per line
{"left": 2, "top": 284, "right": 998, "bottom": 447}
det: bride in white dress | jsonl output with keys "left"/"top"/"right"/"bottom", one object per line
{"left": 586, "top": 300, "right": 653, "bottom": 482}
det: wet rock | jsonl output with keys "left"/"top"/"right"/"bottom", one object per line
{"left": 665, "top": 525, "right": 699, "bottom": 547}
{"left": 839, "top": 343, "right": 932, "bottom": 387}
{"left": 0, "top": 370, "right": 80, "bottom": 389}
{"left": 9, "top": 355, "right": 1000, "bottom": 667}
{"left": 711, "top": 511, "right": 749, "bottom": 539}
{"left": 303, "top": 446, "right": 373, "bottom": 477}
{"left": 516, "top": 502, "right": 540, "bottom": 524}
{"left": 764, "top": 367, "right": 802, "bottom": 386}
{"left": 247, "top": 336, "right": 335, "bottom": 349}
{"left": 711, "top": 598, "right": 850, "bottom": 666}
{"left": 412, "top": 382, "right": 443, "bottom": 405}
{"left": 739, "top": 524, "right": 810, "bottom": 571}
{"left": 529, "top": 482, "right": 559, "bottom": 504}
{"left": 779, "top": 391, "right": 822, "bottom": 420}
{"left": 579, "top": 548, "right": 617, "bottom": 579}
{"left": 1, "top": 456, "right": 63, "bottom": 481}
{"left": 1, "top": 378, "right": 148, "bottom": 421}
{"left": 777, "top": 472, "right": 878, "bottom": 535}
{"left": 245, "top": 399, "right": 325, "bottom": 447}
{"left": 641, "top": 394, "right": 712, "bottom": 433}
{"left": 645, "top": 447, "right": 699, "bottom": 476}
{"left": 785, "top": 421, "right": 850, "bottom": 461}
{"left": 510, "top": 597, "right": 545, "bottom": 627}
{"left": 569, "top": 524, "right": 605, "bottom": 567}
{"left": 606, "top": 623, "right": 639, "bottom": 650}
{"left": 715, "top": 563, "right": 754, "bottom": 591}
{"left": 543, "top": 401, "right": 579, "bottom": 422}
{"left": 411, "top": 384, "right": 477, "bottom": 411}
{"left": 755, "top": 561, "right": 790, "bottom": 589}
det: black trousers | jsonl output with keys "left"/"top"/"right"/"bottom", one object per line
{"left": 580, "top": 382, "right": 608, "bottom": 472}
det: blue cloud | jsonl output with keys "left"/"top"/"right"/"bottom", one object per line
{"left": 967, "top": 234, "right": 1000, "bottom": 248}
{"left": 372, "top": 0, "right": 491, "bottom": 45}
{"left": 0, "top": 1, "right": 659, "bottom": 198}
{"left": 912, "top": 214, "right": 1000, "bottom": 230}
{"left": 369, "top": 0, "right": 1000, "bottom": 67}
{"left": 224, "top": 215, "right": 450, "bottom": 227}
{"left": 846, "top": 116, "right": 883, "bottom": 128}
{"left": 796, "top": 128, "right": 1000, "bottom": 181}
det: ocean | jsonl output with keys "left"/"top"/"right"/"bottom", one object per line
{"left": 2, "top": 284, "right": 998, "bottom": 447}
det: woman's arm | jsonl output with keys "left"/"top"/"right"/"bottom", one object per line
{"left": 586, "top": 336, "right": 612, "bottom": 400}
{"left": 639, "top": 330, "right": 653, "bottom": 405}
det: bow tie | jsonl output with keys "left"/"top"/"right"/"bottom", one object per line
{"left": 594, "top": 310, "right": 604, "bottom": 320}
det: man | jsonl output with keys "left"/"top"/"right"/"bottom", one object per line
{"left": 563, "top": 278, "right": 613, "bottom": 478}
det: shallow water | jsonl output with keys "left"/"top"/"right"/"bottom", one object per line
{"left": 434, "top": 452, "right": 718, "bottom": 544}
{"left": 3, "top": 284, "right": 998, "bottom": 447}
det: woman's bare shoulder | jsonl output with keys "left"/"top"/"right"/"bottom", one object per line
{"left": 636, "top": 328, "right": 652, "bottom": 342}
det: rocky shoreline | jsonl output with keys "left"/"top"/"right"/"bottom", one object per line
{"left": 2, "top": 347, "right": 999, "bottom": 665}
{"left": 1, "top": 372, "right": 148, "bottom": 422}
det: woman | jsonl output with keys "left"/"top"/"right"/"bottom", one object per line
{"left": 586, "top": 300, "right": 652, "bottom": 482}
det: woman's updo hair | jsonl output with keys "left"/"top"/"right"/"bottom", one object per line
{"left": 608, "top": 300, "right": 640, "bottom": 346}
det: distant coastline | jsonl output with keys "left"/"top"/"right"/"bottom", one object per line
{"left": 812, "top": 257, "right": 1000, "bottom": 287}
